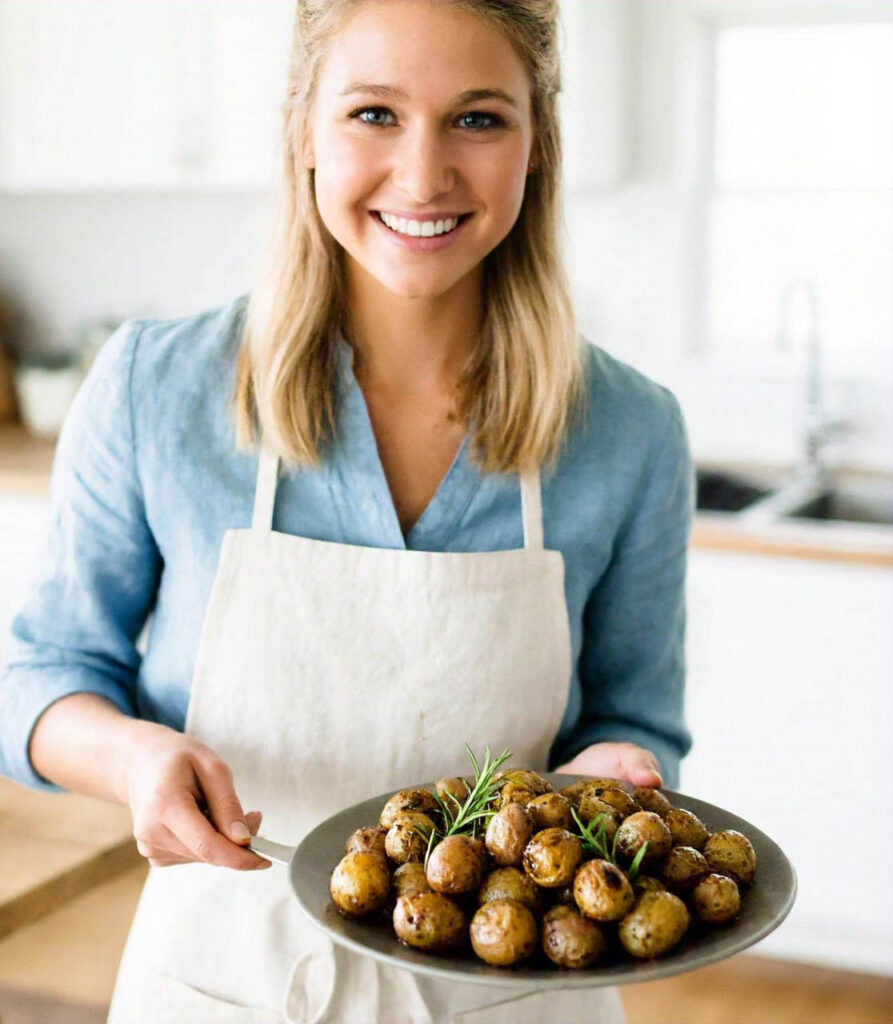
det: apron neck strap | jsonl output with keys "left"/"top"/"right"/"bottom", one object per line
{"left": 252, "top": 443, "right": 544, "bottom": 549}
{"left": 252, "top": 444, "right": 280, "bottom": 531}
{"left": 520, "top": 468, "right": 544, "bottom": 550}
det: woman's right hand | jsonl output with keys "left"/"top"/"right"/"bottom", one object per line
{"left": 123, "top": 720, "right": 271, "bottom": 870}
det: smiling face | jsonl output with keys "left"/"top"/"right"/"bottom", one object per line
{"left": 304, "top": 0, "right": 536, "bottom": 302}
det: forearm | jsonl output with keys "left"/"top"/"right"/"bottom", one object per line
{"left": 28, "top": 692, "right": 160, "bottom": 804}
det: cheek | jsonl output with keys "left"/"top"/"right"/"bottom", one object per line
{"left": 313, "top": 134, "right": 379, "bottom": 223}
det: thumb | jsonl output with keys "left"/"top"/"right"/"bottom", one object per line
{"left": 625, "top": 749, "right": 663, "bottom": 788}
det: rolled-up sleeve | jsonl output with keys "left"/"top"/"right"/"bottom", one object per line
{"left": 569, "top": 390, "right": 695, "bottom": 788}
{"left": 0, "top": 320, "right": 161, "bottom": 791}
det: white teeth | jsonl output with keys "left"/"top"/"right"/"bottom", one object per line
{"left": 378, "top": 212, "right": 461, "bottom": 237}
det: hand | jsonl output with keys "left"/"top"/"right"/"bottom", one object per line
{"left": 554, "top": 741, "right": 664, "bottom": 788}
{"left": 122, "top": 720, "right": 271, "bottom": 870}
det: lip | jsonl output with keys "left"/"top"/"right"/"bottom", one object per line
{"left": 369, "top": 210, "right": 473, "bottom": 253}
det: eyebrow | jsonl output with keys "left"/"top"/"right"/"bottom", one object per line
{"left": 338, "top": 83, "right": 518, "bottom": 108}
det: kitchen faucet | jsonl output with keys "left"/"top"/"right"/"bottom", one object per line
{"left": 775, "top": 278, "right": 838, "bottom": 482}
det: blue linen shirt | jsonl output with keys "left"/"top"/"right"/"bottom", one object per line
{"left": 0, "top": 293, "right": 694, "bottom": 791}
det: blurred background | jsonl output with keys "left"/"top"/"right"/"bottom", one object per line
{"left": 0, "top": 1, "right": 891, "bottom": 1022}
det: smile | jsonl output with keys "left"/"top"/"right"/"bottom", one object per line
{"left": 374, "top": 211, "right": 471, "bottom": 238}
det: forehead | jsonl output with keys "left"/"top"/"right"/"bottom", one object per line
{"left": 316, "top": 0, "right": 531, "bottom": 107}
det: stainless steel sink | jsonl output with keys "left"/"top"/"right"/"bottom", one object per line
{"left": 696, "top": 465, "right": 893, "bottom": 529}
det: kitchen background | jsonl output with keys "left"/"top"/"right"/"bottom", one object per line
{"left": 0, "top": 1, "right": 891, "bottom": 1022}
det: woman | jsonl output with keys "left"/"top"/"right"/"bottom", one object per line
{"left": 0, "top": 1, "right": 693, "bottom": 1021}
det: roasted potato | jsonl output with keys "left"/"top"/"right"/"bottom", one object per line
{"left": 665, "top": 808, "right": 710, "bottom": 850}
{"left": 572, "top": 858, "right": 635, "bottom": 922}
{"left": 581, "top": 785, "right": 640, "bottom": 820}
{"left": 632, "top": 874, "right": 666, "bottom": 896}
{"left": 485, "top": 802, "right": 533, "bottom": 867}
{"left": 330, "top": 851, "right": 391, "bottom": 917}
{"left": 691, "top": 872, "right": 741, "bottom": 924}
{"left": 618, "top": 891, "right": 690, "bottom": 959}
{"left": 541, "top": 904, "right": 607, "bottom": 969}
{"left": 659, "top": 845, "right": 709, "bottom": 894}
{"left": 435, "top": 776, "right": 471, "bottom": 807}
{"left": 478, "top": 866, "right": 542, "bottom": 914}
{"left": 703, "top": 830, "right": 757, "bottom": 886}
{"left": 426, "top": 835, "right": 486, "bottom": 895}
{"left": 576, "top": 797, "right": 623, "bottom": 840}
{"left": 469, "top": 898, "right": 538, "bottom": 966}
{"left": 385, "top": 811, "right": 436, "bottom": 864}
{"left": 614, "top": 811, "right": 673, "bottom": 868}
{"left": 345, "top": 825, "right": 388, "bottom": 859}
{"left": 392, "top": 862, "right": 433, "bottom": 899}
{"left": 393, "top": 892, "right": 465, "bottom": 952}
{"left": 632, "top": 786, "right": 673, "bottom": 818}
{"left": 495, "top": 769, "right": 553, "bottom": 796}
{"left": 496, "top": 781, "right": 538, "bottom": 810}
{"left": 522, "top": 828, "right": 583, "bottom": 888}
{"left": 526, "top": 792, "right": 572, "bottom": 831}
{"left": 380, "top": 789, "right": 440, "bottom": 829}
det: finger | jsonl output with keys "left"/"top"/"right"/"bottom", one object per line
{"left": 148, "top": 855, "right": 194, "bottom": 867}
{"left": 623, "top": 747, "right": 663, "bottom": 787}
{"left": 192, "top": 757, "right": 254, "bottom": 845}
{"left": 245, "top": 810, "right": 263, "bottom": 835}
{"left": 164, "top": 791, "right": 270, "bottom": 870}
{"left": 135, "top": 823, "right": 194, "bottom": 863}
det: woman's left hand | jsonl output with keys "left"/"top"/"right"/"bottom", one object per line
{"left": 554, "top": 741, "right": 664, "bottom": 788}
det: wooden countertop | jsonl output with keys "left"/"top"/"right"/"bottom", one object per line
{"left": 0, "top": 777, "right": 141, "bottom": 941}
{"left": 1, "top": 421, "right": 891, "bottom": 566}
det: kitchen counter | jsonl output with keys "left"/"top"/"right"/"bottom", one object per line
{"left": 1, "top": 422, "right": 891, "bottom": 566}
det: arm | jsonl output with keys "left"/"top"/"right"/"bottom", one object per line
{"left": 556, "top": 390, "right": 695, "bottom": 789}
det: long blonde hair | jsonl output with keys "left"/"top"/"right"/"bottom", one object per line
{"left": 234, "top": 0, "right": 582, "bottom": 474}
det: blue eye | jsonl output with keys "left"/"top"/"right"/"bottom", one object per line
{"left": 458, "top": 111, "right": 505, "bottom": 131}
{"left": 352, "top": 107, "right": 393, "bottom": 126}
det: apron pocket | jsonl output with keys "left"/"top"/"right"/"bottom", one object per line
{"left": 155, "top": 973, "right": 286, "bottom": 1024}
{"left": 451, "top": 985, "right": 627, "bottom": 1024}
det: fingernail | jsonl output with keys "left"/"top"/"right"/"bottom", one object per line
{"left": 230, "top": 821, "right": 251, "bottom": 843}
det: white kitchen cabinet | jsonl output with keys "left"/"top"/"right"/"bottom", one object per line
{"left": 0, "top": 0, "right": 294, "bottom": 191}
{"left": 682, "top": 545, "right": 893, "bottom": 975}
{"left": 559, "top": 0, "right": 633, "bottom": 191}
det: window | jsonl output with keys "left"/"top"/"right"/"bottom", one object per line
{"left": 703, "top": 20, "right": 893, "bottom": 377}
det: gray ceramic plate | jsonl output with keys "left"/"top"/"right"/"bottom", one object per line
{"left": 250, "top": 774, "right": 797, "bottom": 990}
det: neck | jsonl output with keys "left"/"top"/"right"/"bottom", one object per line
{"left": 344, "top": 259, "right": 483, "bottom": 396}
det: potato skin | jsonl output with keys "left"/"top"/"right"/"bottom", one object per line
{"left": 618, "top": 891, "right": 690, "bottom": 959}
{"left": 691, "top": 872, "right": 741, "bottom": 924}
{"left": 665, "top": 808, "right": 710, "bottom": 850}
{"left": 495, "top": 770, "right": 553, "bottom": 796}
{"left": 659, "top": 845, "right": 710, "bottom": 894}
{"left": 380, "top": 789, "right": 440, "bottom": 828}
{"left": 393, "top": 862, "right": 433, "bottom": 899}
{"left": 573, "top": 858, "right": 635, "bottom": 922}
{"left": 703, "top": 830, "right": 757, "bottom": 886}
{"left": 470, "top": 899, "right": 538, "bottom": 966}
{"left": 522, "top": 828, "right": 583, "bottom": 888}
{"left": 527, "top": 792, "right": 572, "bottom": 831}
{"left": 632, "top": 786, "right": 673, "bottom": 818}
{"left": 485, "top": 803, "right": 533, "bottom": 867}
{"left": 582, "top": 786, "right": 640, "bottom": 819}
{"left": 614, "top": 811, "right": 673, "bottom": 868}
{"left": 426, "top": 835, "right": 485, "bottom": 895}
{"left": 435, "top": 777, "right": 470, "bottom": 806}
{"left": 330, "top": 851, "right": 391, "bottom": 917}
{"left": 345, "top": 826, "right": 388, "bottom": 859}
{"left": 576, "top": 797, "right": 622, "bottom": 839}
{"left": 385, "top": 811, "right": 436, "bottom": 864}
{"left": 541, "top": 905, "right": 607, "bottom": 969}
{"left": 393, "top": 893, "right": 466, "bottom": 952}
{"left": 478, "top": 867, "right": 542, "bottom": 914}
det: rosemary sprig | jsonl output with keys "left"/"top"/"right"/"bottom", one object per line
{"left": 570, "top": 806, "right": 649, "bottom": 882}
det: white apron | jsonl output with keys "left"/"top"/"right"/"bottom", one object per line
{"left": 107, "top": 443, "right": 626, "bottom": 1024}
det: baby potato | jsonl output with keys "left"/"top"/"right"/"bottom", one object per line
{"left": 550, "top": 883, "right": 577, "bottom": 907}
{"left": 526, "top": 792, "right": 572, "bottom": 831}
{"left": 385, "top": 811, "right": 436, "bottom": 864}
{"left": 380, "top": 789, "right": 440, "bottom": 829}
{"left": 393, "top": 892, "right": 465, "bottom": 952}
{"left": 576, "top": 798, "right": 623, "bottom": 842}
{"left": 691, "top": 872, "right": 741, "bottom": 924}
{"left": 703, "top": 830, "right": 757, "bottom": 886}
{"left": 485, "top": 802, "right": 533, "bottom": 866}
{"left": 393, "top": 862, "right": 433, "bottom": 899}
{"left": 495, "top": 769, "right": 553, "bottom": 796}
{"left": 632, "top": 786, "right": 673, "bottom": 818}
{"left": 572, "top": 858, "right": 635, "bottom": 922}
{"left": 614, "top": 811, "right": 673, "bottom": 869}
{"left": 345, "top": 826, "right": 388, "bottom": 859}
{"left": 632, "top": 874, "right": 666, "bottom": 896}
{"left": 619, "top": 891, "right": 690, "bottom": 959}
{"left": 330, "top": 851, "right": 390, "bottom": 917}
{"left": 522, "top": 828, "right": 583, "bottom": 888}
{"left": 435, "top": 777, "right": 471, "bottom": 807}
{"left": 665, "top": 808, "right": 710, "bottom": 850}
{"left": 541, "top": 904, "right": 607, "bottom": 969}
{"left": 497, "top": 781, "right": 538, "bottom": 811}
{"left": 659, "top": 846, "right": 709, "bottom": 894}
{"left": 426, "top": 835, "right": 485, "bottom": 895}
{"left": 470, "top": 899, "right": 538, "bottom": 966}
{"left": 478, "top": 866, "right": 543, "bottom": 914}
{"left": 582, "top": 785, "right": 640, "bottom": 820}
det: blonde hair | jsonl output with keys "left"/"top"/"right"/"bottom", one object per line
{"left": 234, "top": 0, "right": 582, "bottom": 474}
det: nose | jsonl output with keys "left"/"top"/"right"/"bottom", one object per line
{"left": 389, "top": 122, "right": 455, "bottom": 204}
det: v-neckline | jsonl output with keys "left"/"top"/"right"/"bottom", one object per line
{"left": 332, "top": 333, "right": 481, "bottom": 551}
